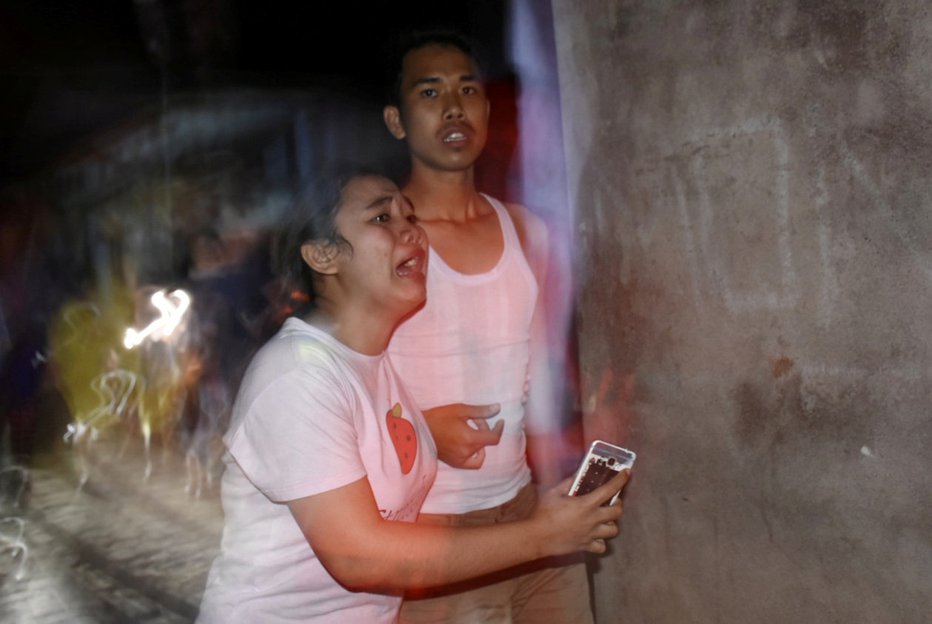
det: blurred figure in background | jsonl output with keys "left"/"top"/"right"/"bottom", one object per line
{"left": 49, "top": 276, "right": 142, "bottom": 485}
{"left": 0, "top": 191, "right": 72, "bottom": 465}
{"left": 178, "top": 229, "right": 241, "bottom": 496}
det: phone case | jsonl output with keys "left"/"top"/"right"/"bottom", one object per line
{"left": 569, "top": 440, "right": 636, "bottom": 505}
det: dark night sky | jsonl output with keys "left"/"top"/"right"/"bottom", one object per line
{"left": 0, "top": 0, "right": 508, "bottom": 185}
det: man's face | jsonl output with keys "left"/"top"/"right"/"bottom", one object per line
{"left": 385, "top": 44, "right": 490, "bottom": 173}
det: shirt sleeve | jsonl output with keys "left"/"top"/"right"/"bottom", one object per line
{"left": 226, "top": 367, "right": 367, "bottom": 503}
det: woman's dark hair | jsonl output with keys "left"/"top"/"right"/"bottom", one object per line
{"left": 384, "top": 30, "right": 484, "bottom": 107}
{"left": 275, "top": 165, "right": 382, "bottom": 306}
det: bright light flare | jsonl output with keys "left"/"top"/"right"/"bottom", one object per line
{"left": 123, "top": 289, "right": 191, "bottom": 349}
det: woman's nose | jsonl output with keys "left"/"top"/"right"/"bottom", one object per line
{"left": 399, "top": 219, "right": 425, "bottom": 245}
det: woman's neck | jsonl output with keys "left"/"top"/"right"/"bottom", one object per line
{"left": 303, "top": 301, "right": 394, "bottom": 356}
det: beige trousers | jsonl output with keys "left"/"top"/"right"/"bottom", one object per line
{"left": 398, "top": 482, "right": 594, "bottom": 624}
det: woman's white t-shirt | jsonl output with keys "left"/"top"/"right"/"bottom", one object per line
{"left": 198, "top": 317, "right": 437, "bottom": 623}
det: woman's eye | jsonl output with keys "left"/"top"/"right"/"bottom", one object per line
{"left": 462, "top": 86, "right": 476, "bottom": 94}
{"left": 373, "top": 214, "right": 390, "bottom": 223}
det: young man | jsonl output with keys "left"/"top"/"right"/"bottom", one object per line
{"left": 383, "top": 33, "right": 595, "bottom": 623}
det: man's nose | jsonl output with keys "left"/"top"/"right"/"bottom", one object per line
{"left": 442, "top": 93, "right": 464, "bottom": 120}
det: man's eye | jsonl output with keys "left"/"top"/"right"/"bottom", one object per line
{"left": 373, "top": 214, "right": 390, "bottom": 223}
{"left": 462, "top": 86, "right": 477, "bottom": 94}
{"left": 421, "top": 88, "right": 437, "bottom": 97}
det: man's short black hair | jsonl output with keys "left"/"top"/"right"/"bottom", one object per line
{"left": 384, "top": 30, "right": 485, "bottom": 106}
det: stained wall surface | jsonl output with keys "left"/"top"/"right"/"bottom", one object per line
{"left": 551, "top": 1, "right": 932, "bottom": 622}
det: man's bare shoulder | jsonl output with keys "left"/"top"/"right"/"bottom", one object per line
{"left": 501, "top": 201, "right": 550, "bottom": 281}
{"left": 502, "top": 201, "right": 548, "bottom": 251}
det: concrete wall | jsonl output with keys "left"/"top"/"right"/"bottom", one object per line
{"left": 551, "top": 1, "right": 932, "bottom": 622}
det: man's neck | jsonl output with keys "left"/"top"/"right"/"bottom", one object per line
{"left": 404, "top": 163, "right": 485, "bottom": 221}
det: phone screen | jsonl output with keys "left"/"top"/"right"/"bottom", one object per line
{"left": 574, "top": 458, "right": 620, "bottom": 496}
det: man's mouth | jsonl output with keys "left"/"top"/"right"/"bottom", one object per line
{"left": 441, "top": 125, "right": 470, "bottom": 144}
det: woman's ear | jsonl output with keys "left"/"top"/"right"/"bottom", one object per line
{"left": 301, "top": 241, "right": 341, "bottom": 275}
{"left": 383, "top": 105, "right": 406, "bottom": 140}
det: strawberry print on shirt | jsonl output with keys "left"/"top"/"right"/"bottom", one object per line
{"left": 386, "top": 403, "right": 417, "bottom": 474}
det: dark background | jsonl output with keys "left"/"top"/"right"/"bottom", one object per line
{"left": 0, "top": 0, "right": 520, "bottom": 465}
{"left": 0, "top": 0, "right": 510, "bottom": 186}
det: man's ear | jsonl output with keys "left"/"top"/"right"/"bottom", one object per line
{"left": 301, "top": 242, "right": 341, "bottom": 275}
{"left": 383, "top": 105, "right": 406, "bottom": 140}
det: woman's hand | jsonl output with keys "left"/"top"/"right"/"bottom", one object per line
{"left": 529, "top": 469, "right": 630, "bottom": 556}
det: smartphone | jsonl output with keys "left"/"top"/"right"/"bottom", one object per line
{"left": 569, "top": 440, "right": 636, "bottom": 506}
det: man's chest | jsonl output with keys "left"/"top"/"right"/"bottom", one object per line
{"left": 422, "top": 214, "right": 504, "bottom": 274}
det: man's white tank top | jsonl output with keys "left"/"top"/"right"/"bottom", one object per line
{"left": 387, "top": 195, "right": 538, "bottom": 514}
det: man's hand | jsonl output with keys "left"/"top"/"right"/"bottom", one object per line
{"left": 422, "top": 403, "right": 504, "bottom": 469}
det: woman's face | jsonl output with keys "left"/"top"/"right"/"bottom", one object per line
{"left": 330, "top": 175, "right": 428, "bottom": 315}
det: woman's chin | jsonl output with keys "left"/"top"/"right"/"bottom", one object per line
{"left": 390, "top": 288, "right": 427, "bottom": 322}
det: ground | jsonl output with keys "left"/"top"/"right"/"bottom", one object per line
{"left": 0, "top": 438, "right": 223, "bottom": 623}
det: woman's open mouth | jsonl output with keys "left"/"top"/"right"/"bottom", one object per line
{"left": 395, "top": 251, "right": 426, "bottom": 278}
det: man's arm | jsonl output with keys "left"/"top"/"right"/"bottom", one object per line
{"left": 506, "top": 202, "right": 576, "bottom": 487}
